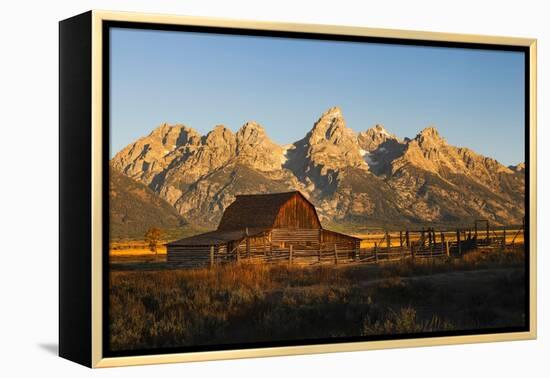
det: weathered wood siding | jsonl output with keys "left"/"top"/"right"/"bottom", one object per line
{"left": 271, "top": 228, "right": 321, "bottom": 248}
{"left": 167, "top": 245, "right": 212, "bottom": 268}
{"left": 321, "top": 229, "right": 359, "bottom": 250}
{"left": 273, "top": 194, "right": 321, "bottom": 229}
{"left": 168, "top": 243, "right": 236, "bottom": 267}
{"left": 235, "top": 233, "right": 270, "bottom": 258}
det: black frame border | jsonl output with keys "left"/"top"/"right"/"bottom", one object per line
{"left": 59, "top": 11, "right": 93, "bottom": 367}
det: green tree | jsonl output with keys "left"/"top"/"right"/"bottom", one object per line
{"left": 145, "top": 227, "right": 163, "bottom": 255}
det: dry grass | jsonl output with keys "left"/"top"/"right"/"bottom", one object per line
{"left": 109, "top": 247, "right": 526, "bottom": 351}
{"left": 362, "top": 307, "right": 454, "bottom": 335}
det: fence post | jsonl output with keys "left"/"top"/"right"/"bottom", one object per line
{"left": 445, "top": 241, "right": 450, "bottom": 257}
{"left": 429, "top": 229, "right": 434, "bottom": 258}
{"left": 289, "top": 244, "right": 293, "bottom": 265}
{"left": 406, "top": 230, "right": 411, "bottom": 258}
{"left": 503, "top": 228, "right": 507, "bottom": 250}
{"left": 441, "top": 232, "right": 445, "bottom": 256}
{"left": 386, "top": 231, "right": 391, "bottom": 261}
{"left": 400, "top": 231, "right": 404, "bottom": 259}
{"left": 420, "top": 227, "right": 426, "bottom": 249}
{"left": 246, "top": 236, "right": 251, "bottom": 259}
{"left": 210, "top": 246, "right": 215, "bottom": 268}
{"left": 334, "top": 244, "right": 338, "bottom": 265}
{"left": 456, "top": 229, "right": 461, "bottom": 256}
{"left": 474, "top": 223, "right": 478, "bottom": 249}
{"left": 374, "top": 242, "right": 378, "bottom": 263}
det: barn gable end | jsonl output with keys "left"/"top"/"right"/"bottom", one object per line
{"left": 273, "top": 192, "right": 321, "bottom": 229}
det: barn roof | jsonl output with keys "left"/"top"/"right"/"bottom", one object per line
{"left": 322, "top": 228, "right": 361, "bottom": 241}
{"left": 217, "top": 191, "right": 320, "bottom": 231}
{"left": 167, "top": 227, "right": 267, "bottom": 247}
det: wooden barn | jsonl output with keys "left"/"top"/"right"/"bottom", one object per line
{"left": 167, "top": 191, "right": 360, "bottom": 268}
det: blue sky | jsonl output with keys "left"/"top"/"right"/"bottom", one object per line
{"left": 110, "top": 28, "right": 525, "bottom": 166}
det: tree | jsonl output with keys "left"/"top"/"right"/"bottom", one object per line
{"left": 145, "top": 227, "right": 163, "bottom": 255}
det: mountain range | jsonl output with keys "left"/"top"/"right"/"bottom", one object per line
{"left": 111, "top": 106, "right": 525, "bottom": 235}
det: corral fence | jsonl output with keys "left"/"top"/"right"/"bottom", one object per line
{"left": 170, "top": 219, "right": 526, "bottom": 269}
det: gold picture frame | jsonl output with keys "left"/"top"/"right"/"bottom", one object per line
{"left": 59, "top": 9, "right": 537, "bottom": 368}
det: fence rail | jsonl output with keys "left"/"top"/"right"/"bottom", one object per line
{"left": 168, "top": 220, "right": 526, "bottom": 269}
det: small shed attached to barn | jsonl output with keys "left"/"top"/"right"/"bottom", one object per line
{"left": 167, "top": 191, "right": 360, "bottom": 268}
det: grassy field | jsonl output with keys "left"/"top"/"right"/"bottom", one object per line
{"left": 109, "top": 247, "right": 526, "bottom": 351}
{"left": 110, "top": 240, "right": 167, "bottom": 256}
{"left": 109, "top": 224, "right": 212, "bottom": 256}
{"left": 356, "top": 229, "right": 524, "bottom": 249}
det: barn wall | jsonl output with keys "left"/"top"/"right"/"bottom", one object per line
{"left": 271, "top": 228, "right": 321, "bottom": 248}
{"left": 167, "top": 245, "right": 212, "bottom": 268}
{"left": 321, "top": 230, "right": 359, "bottom": 250}
{"left": 168, "top": 243, "right": 242, "bottom": 267}
{"left": 167, "top": 229, "right": 360, "bottom": 268}
{"left": 236, "top": 233, "right": 270, "bottom": 257}
{"left": 273, "top": 194, "right": 321, "bottom": 229}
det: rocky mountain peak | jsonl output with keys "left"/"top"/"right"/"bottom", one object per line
{"left": 415, "top": 127, "right": 445, "bottom": 147}
{"left": 147, "top": 123, "right": 201, "bottom": 146}
{"left": 508, "top": 162, "right": 525, "bottom": 173}
{"left": 149, "top": 122, "right": 171, "bottom": 135}
{"left": 232, "top": 121, "right": 286, "bottom": 172}
{"left": 111, "top": 122, "right": 203, "bottom": 183}
{"left": 419, "top": 126, "right": 440, "bottom": 136}
{"left": 358, "top": 124, "right": 398, "bottom": 152}
{"left": 373, "top": 124, "right": 390, "bottom": 134}
{"left": 241, "top": 120, "right": 264, "bottom": 130}
{"left": 287, "top": 107, "right": 367, "bottom": 185}
{"left": 309, "top": 106, "right": 355, "bottom": 146}
{"left": 204, "top": 125, "right": 236, "bottom": 147}
{"left": 236, "top": 121, "right": 267, "bottom": 145}
{"left": 320, "top": 106, "right": 343, "bottom": 119}
{"left": 393, "top": 126, "right": 515, "bottom": 190}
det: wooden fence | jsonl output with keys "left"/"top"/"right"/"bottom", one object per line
{"left": 168, "top": 220, "right": 526, "bottom": 269}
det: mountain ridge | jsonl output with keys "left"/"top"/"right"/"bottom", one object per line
{"left": 111, "top": 107, "right": 525, "bottom": 229}
{"left": 109, "top": 167, "right": 187, "bottom": 239}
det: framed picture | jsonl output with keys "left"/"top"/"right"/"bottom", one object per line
{"left": 59, "top": 10, "right": 537, "bottom": 368}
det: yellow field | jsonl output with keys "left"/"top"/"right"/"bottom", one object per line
{"left": 354, "top": 229, "right": 524, "bottom": 249}
{"left": 110, "top": 240, "right": 167, "bottom": 256}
